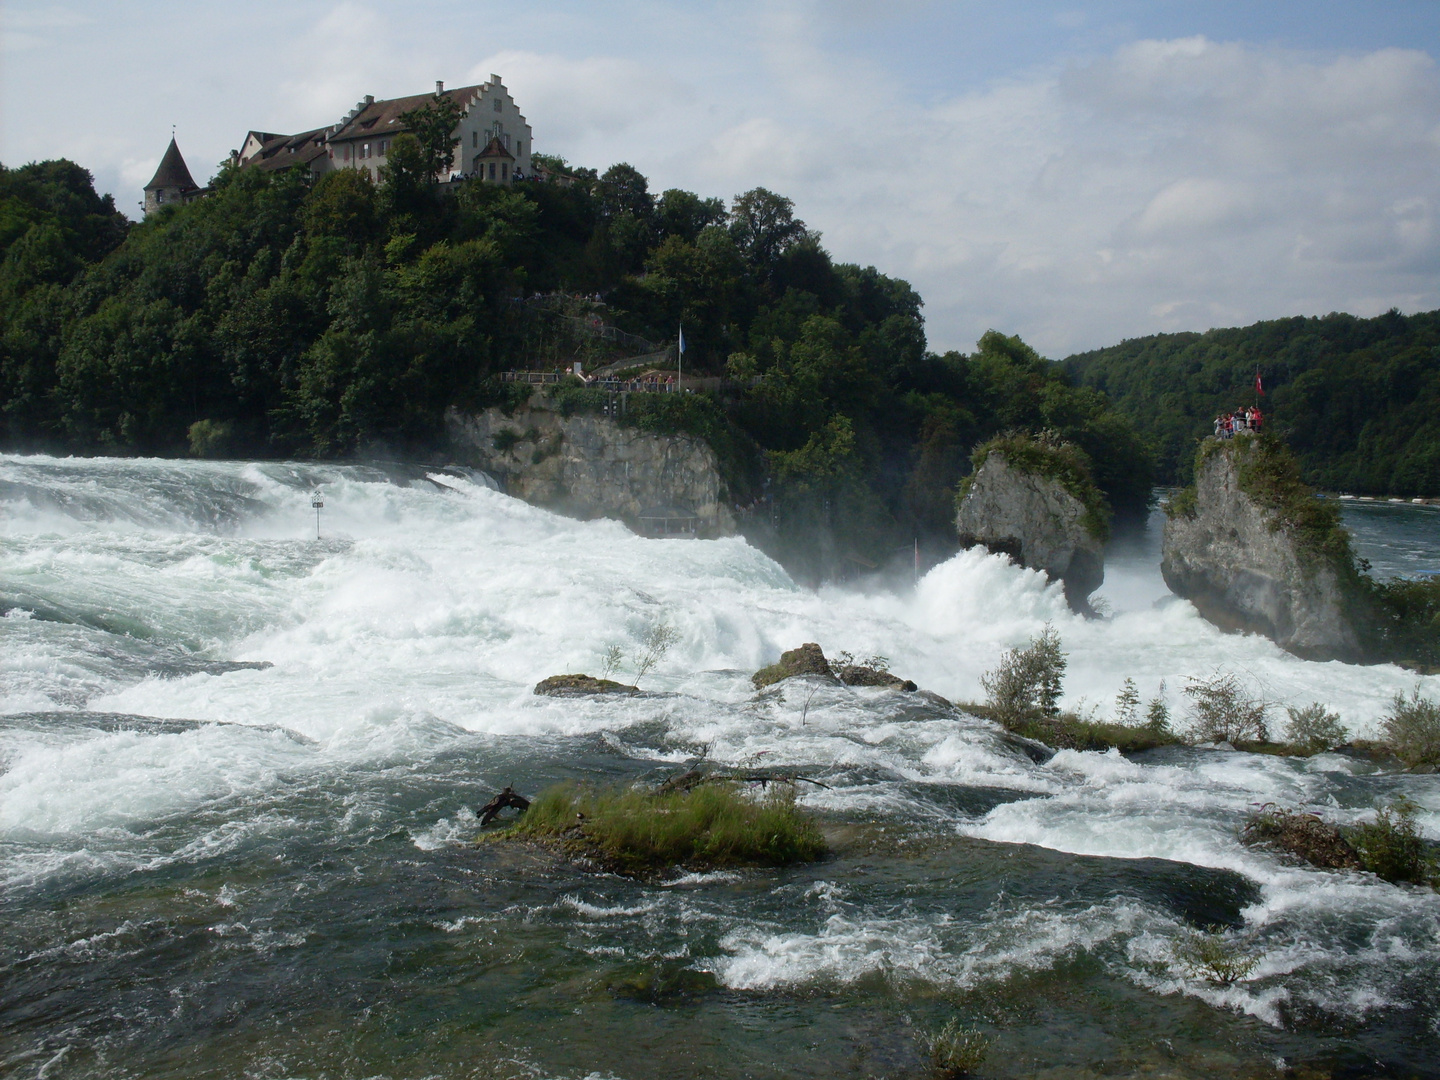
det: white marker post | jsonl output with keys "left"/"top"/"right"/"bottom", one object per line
{"left": 311, "top": 488, "right": 324, "bottom": 540}
{"left": 677, "top": 323, "right": 685, "bottom": 392}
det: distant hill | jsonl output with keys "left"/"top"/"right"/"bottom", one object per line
{"left": 1063, "top": 309, "right": 1440, "bottom": 496}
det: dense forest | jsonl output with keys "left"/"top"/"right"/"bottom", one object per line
{"left": 0, "top": 126, "right": 1151, "bottom": 570}
{"left": 1064, "top": 311, "right": 1440, "bottom": 495}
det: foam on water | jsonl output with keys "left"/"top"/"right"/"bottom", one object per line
{"left": 4, "top": 452, "right": 1440, "bottom": 1049}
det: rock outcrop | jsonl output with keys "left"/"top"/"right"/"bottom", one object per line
{"left": 447, "top": 395, "right": 735, "bottom": 536}
{"left": 751, "top": 643, "right": 918, "bottom": 692}
{"left": 752, "top": 643, "right": 835, "bottom": 690}
{"left": 955, "top": 448, "right": 1105, "bottom": 614}
{"left": 534, "top": 674, "right": 638, "bottom": 696}
{"left": 1161, "top": 438, "right": 1364, "bottom": 661}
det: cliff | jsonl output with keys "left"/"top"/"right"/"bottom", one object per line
{"left": 1162, "top": 435, "right": 1364, "bottom": 661}
{"left": 955, "top": 434, "right": 1108, "bottom": 614}
{"left": 446, "top": 394, "right": 736, "bottom": 536}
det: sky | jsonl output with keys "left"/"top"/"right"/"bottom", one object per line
{"left": 5, "top": 0, "right": 1440, "bottom": 356}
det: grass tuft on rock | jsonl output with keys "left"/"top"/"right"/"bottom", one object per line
{"left": 504, "top": 780, "right": 826, "bottom": 875}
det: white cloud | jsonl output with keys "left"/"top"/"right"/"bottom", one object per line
{"left": 4, "top": 4, "right": 1439, "bottom": 356}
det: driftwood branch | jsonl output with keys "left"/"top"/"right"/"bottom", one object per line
{"left": 478, "top": 786, "right": 531, "bottom": 826}
{"left": 657, "top": 768, "right": 830, "bottom": 794}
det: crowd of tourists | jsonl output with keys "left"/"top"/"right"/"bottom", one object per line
{"left": 1214, "top": 405, "right": 1263, "bottom": 438}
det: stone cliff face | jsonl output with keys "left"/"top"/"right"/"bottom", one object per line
{"left": 446, "top": 397, "right": 735, "bottom": 536}
{"left": 1161, "top": 440, "right": 1362, "bottom": 661}
{"left": 955, "top": 452, "right": 1104, "bottom": 614}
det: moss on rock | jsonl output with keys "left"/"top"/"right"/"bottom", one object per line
{"left": 752, "top": 643, "right": 836, "bottom": 689}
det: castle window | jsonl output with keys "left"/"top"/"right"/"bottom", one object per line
{"left": 503, "top": 134, "right": 510, "bottom": 149}
{"left": 493, "top": 98, "right": 502, "bottom": 112}
{"left": 489, "top": 162, "right": 496, "bottom": 180}
{"left": 502, "top": 163, "right": 508, "bottom": 179}
{"left": 472, "top": 131, "right": 478, "bottom": 148}
{"left": 516, "top": 141, "right": 522, "bottom": 157}
{"left": 362, "top": 143, "right": 370, "bottom": 159}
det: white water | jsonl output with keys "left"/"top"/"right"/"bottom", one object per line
{"left": 3, "top": 452, "right": 1438, "bottom": 1042}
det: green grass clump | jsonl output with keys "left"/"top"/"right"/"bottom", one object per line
{"left": 961, "top": 430, "right": 1111, "bottom": 542}
{"left": 506, "top": 780, "right": 826, "bottom": 875}
{"left": 1347, "top": 796, "right": 1438, "bottom": 887}
{"left": 928, "top": 1019, "right": 989, "bottom": 1078}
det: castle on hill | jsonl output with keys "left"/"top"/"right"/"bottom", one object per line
{"left": 144, "top": 75, "right": 533, "bottom": 216}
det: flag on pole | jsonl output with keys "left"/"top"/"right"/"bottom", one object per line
{"left": 1255, "top": 368, "right": 1264, "bottom": 396}
{"left": 678, "top": 324, "right": 686, "bottom": 355}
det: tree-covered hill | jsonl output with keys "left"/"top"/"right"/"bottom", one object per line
{"left": 1064, "top": 310, "right": 1440, "bottom": 496}
{"left": 0, "top": 138, "right": 1150, "bottom": 572}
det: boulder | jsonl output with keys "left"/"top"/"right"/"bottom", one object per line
{"left": 1161, "top": 439, "right": 1363, "bottom": 661}
{"left": 955, "top": 450, "right": 1105, "bottom": 614}
{"left": 534, "top": 674, "right": 638, "bottom": 696}
{"left": 835, "top": 664, "right": 917, "bottom": 692}
{"left": 752, "top": 643, "right": 835, "bottom": 690}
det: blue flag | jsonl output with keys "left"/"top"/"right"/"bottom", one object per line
{"left": 678, "top": 324, "right": 686, "bottom": 355}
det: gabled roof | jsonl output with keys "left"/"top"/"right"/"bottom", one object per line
{"left": 145, "top": 138, "right": 199, "bottom": 192}
{"left": 328, "top": 84, "right": 486, "bottom": 143}
{"left": 246, "top": 127, "right": 331, "bottom": 171}
{"left": 476, "top": 136, "right": 514, "bottom": 160}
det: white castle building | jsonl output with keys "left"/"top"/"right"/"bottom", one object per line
{"left": 146, "top": 76, "right": 532, "bottom": 215}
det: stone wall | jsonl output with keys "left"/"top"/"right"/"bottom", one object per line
{"left": 445, "top": 396, "right": 736, "bottom": 536}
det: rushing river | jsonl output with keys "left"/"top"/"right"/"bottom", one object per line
{"left": 2, "top": 455, "right": 1438, "bottom": 1080}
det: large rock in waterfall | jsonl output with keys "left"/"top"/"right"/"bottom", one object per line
{"left": 1161, "top": 435, "right": 1365, "bottom": 662}
{"left": 954, "top": 435, "right": 1108, "bottom": 615}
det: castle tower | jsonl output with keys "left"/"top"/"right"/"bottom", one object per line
{"left": 143, "top": 138, "right": 200, "bottom": 216}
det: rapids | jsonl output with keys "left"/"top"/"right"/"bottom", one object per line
{"left": 2, "top": 453, "right": 1438, "bottom": 1079}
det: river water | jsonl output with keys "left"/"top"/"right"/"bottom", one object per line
{"left": 2, "top": 455, "right": 1437, "bottom": 1080}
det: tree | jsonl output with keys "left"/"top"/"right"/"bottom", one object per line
{"left": 729, "top": 188, "right": 810, "bottom": 280}
{"left": 399, "top": 95, "right": 464, "bottom": 180}
{"left": 657, "top": 188, "right": 726, "bottom": 243}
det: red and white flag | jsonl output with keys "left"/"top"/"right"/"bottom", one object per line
{"left": 1254, "top": 369, "right": 1264, "bottom": 396}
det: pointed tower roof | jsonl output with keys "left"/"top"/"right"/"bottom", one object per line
{"left": 145, "top": 138, "right": 199, "bottom": 192}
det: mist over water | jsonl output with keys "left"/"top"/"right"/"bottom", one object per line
{"left": 2, "top": 453, "right": 1438, "bottom": 1079}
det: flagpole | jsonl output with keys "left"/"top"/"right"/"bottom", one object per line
{"left": 677, "top": 323, "right": 684, "bottom": 393}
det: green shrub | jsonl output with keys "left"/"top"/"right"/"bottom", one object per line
{"left": 1163, "top": 484, "right": 1197, "bottom": 519}
{"left": 1347, "top": 796, "right": 1438, "bottom": 886}
{"left": 187, "top": 418, "right": 234, "bottom": 458}
{"left": 1171, "top": 926, "right": 1259, "bottom": 985}
{"left": 928, "top": 1019, "right": 989, "bottom": 1078}
{"left": 1380, "top": 687, "right": 1440, "bottom": 768}
{"left": 1183, "top": 672, "right": 1268, "bottom": 743}
{"left": 1228, "top": 434, "right": 1354, "bottom": 568}
{"left": 1284, "top": 702, "right": 1348, "bottom": 753}
{"left": 1365, "top": 577, "right": 1440, "bottom": 671}
{"left": 507, "top": 780, "right": 826, "bottom": 874}
{"left": 492, "top": 427, "right": 520, "bottom": 453}
{"left": 981, "top": 623, "right": 1066, "bottom": 725}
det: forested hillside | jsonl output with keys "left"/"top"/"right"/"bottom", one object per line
{"left": 1064, "top": 310, "right": 1440, "bottom": 496}
{"left": 0, "top": 129, "right": 1150, "bottom": 568}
